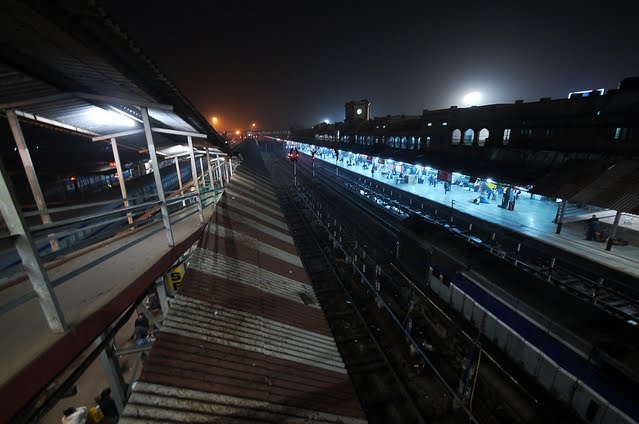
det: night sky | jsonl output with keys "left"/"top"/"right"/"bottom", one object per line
{"left": 107, "top": 0, "right": 638, "bottom": 131}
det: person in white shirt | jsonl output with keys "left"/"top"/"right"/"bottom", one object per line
{"left": 61, "top": 406, "right": 87, "bottom": 424}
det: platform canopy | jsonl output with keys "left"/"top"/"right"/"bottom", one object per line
{"left": 532, "top": 160, "right": 639, "bottom": 214}
{"left": 0, "top": 0, "right": 227, "bottom": 152}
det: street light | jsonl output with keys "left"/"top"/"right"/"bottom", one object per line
{"left": 251, "top": 122, "right": 256, "bottom": 128}
{"left": 211, "top": 116, "right": 218, "bottom": 126}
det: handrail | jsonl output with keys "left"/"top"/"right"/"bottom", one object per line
{"left": 0, "top": 188, "right": 225, "bottom": 305}
{"left": 23, "top": 198, "right": 128, "bottom": 217}
{"left": 29, "top": 200, "right": 162, "bottom": 233}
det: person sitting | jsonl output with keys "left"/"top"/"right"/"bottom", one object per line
{"left": 61, "top": 407, "right": 87, "bottom": 424}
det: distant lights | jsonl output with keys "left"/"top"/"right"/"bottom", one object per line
{"left": 323, "top": 119, "right": 330, "bottom": 124}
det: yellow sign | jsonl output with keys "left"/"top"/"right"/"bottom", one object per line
{"left": 167, "top": 264, "right": 184, "bottom": 291}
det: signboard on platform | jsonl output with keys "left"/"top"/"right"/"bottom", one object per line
{"left": 437, "top": 170, "right": 452, "bottom": 182}
{"left": 167, "top": 263, "right": 185, "bottom": 291}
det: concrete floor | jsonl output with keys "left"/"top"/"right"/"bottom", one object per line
{"left": 0, "top": 195, "right": 221, "bottom": 420}
{"left": 302, "top": 147, "right": 639, "bottom": 279}
{"left": 40, "top": 312, "right": 140, "bottom": 424}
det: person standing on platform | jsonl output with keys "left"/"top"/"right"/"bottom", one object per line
{"left": 586, "top": 215, "right": 599, "bottom": 240}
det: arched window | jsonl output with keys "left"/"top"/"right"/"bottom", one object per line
{"left": 409, "top": 136, "right": 415, "bottom": 150}
{"left": 426, "top": 136, "right": 431, "bottom": 148}
{"left": 401, "top": 137, "right": 407, "bottom": 148}
{"left": 451, "top": 129, "right": 461, "bottom": 145}
{"left": 416, "top": 137, "right": 421, "bottom": 150}
{"left": 463, "top": 129, "right": 474, "bottom": 145}
{"left": 478, "top": 128, "right": 489, "bottom": 146}
{"left": 503, "top": 128, "right": 511, "bottom": 145}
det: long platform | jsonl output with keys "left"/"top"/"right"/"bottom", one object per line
{"left": 303, "top": 147, "right": 639, "bottom": 279}
{"left": 120, "top": 152, "right": 367, "bottom": 422}
{"left": 0, "top": 199, "right": 216, "bottom": 423}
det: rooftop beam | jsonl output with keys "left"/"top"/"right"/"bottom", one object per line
{"left": 151, "top": 127, "right": 207, "bottom": 138}
{"left": 0, "top": 93, "right": 74, "bottom": 110}
{"left": 73, "top": 92, "right": 173, "bottom": 111}
{"left": 92, "top": 129, "right": 145, "bottom": 142}
{"left": 0, "top": 92, "right": 173, "bottom": 112}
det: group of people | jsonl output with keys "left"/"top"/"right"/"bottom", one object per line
{"left": 61, "top": 388, "right": 118, "bottom": 424}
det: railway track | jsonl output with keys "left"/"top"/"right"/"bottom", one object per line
{"left": 293, "top": 151, "right": 639, "bottom": 325}
{"left": 264, "top": 148, "right": 583, "bottom": 423}
{"left": 265, "top": 152, "right": 490, "bottom": 422}
{"left": 271, "top": 169, "right": 429, "bottom": 422}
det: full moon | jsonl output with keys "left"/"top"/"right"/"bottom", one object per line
{"left": 462, "top": 91, "right": 482, "bottom": 106}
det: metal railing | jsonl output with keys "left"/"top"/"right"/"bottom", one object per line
{"left": 0, "top": 159, "right": 239, "bottom": 321}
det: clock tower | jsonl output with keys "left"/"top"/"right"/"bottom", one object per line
{"left": 345, "top": 100, "right": 370, "bottom": 123}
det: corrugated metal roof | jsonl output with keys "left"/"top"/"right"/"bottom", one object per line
{"left": 532, "top": 160, "right": 639, "bottom": 214}
{"left": 0, "top": 0, "right": 228, "bottom": 150}
{"left": 531, "top": 159, "right": 608, "bottom": 199}
{"left": 570, "top": 161, "right": 639, "bottom": 214}
{"left": 121, "top": 164, "right": 366, "bottom": 423}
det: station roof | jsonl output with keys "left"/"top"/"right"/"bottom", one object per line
{"left": 0, "top": 0, "right": 228, "bottom": 154}
{"left": 532, "top": 160, "right": 639, "bottom": 214}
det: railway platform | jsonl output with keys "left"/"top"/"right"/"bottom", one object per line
{"left": 303, "top": 148, "right": 639, "bottom": 279}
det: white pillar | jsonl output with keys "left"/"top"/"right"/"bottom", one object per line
{"left": 141, "top": 107, "right": 174, "bottom": 246}
{"left": 6, "top": 110, "right": 59, "bottom": 251}
{"left": 174, "top": 157, "right": 183, "bottom": 194}
{"left": 187, "top": 136, "right": 204, "bottom": 223}
{"left": 95, "top": 333, "right": 126, "bottom": 414}
{"left": 0, "top": 156, "right": 67, "bottom": 332}
{"left": 198, "top": 157, "right": 204, "bottom": 186}
{"left": 605, "top": 211, "right": 623, "bottom": 251}
{"left": 216, "top": 154, "right": 224, "bottom": 188}
{"left": 205, "top": 149, "right": 216, "bottom": 207}
{"left": 225, "top": 159, "right": 231, "bottom": 183}
{"left": 155, "top": 277, "right": 170, "bottom": 317}
{"left": 206, "top": 149, "right": 213, "bottom": 189}
{"left": 111, "top": 138, "right": 133, "bottom": 225}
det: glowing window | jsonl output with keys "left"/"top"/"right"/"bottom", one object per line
{"left": 503, "top": 128, "right": 511, "bottom": 145}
